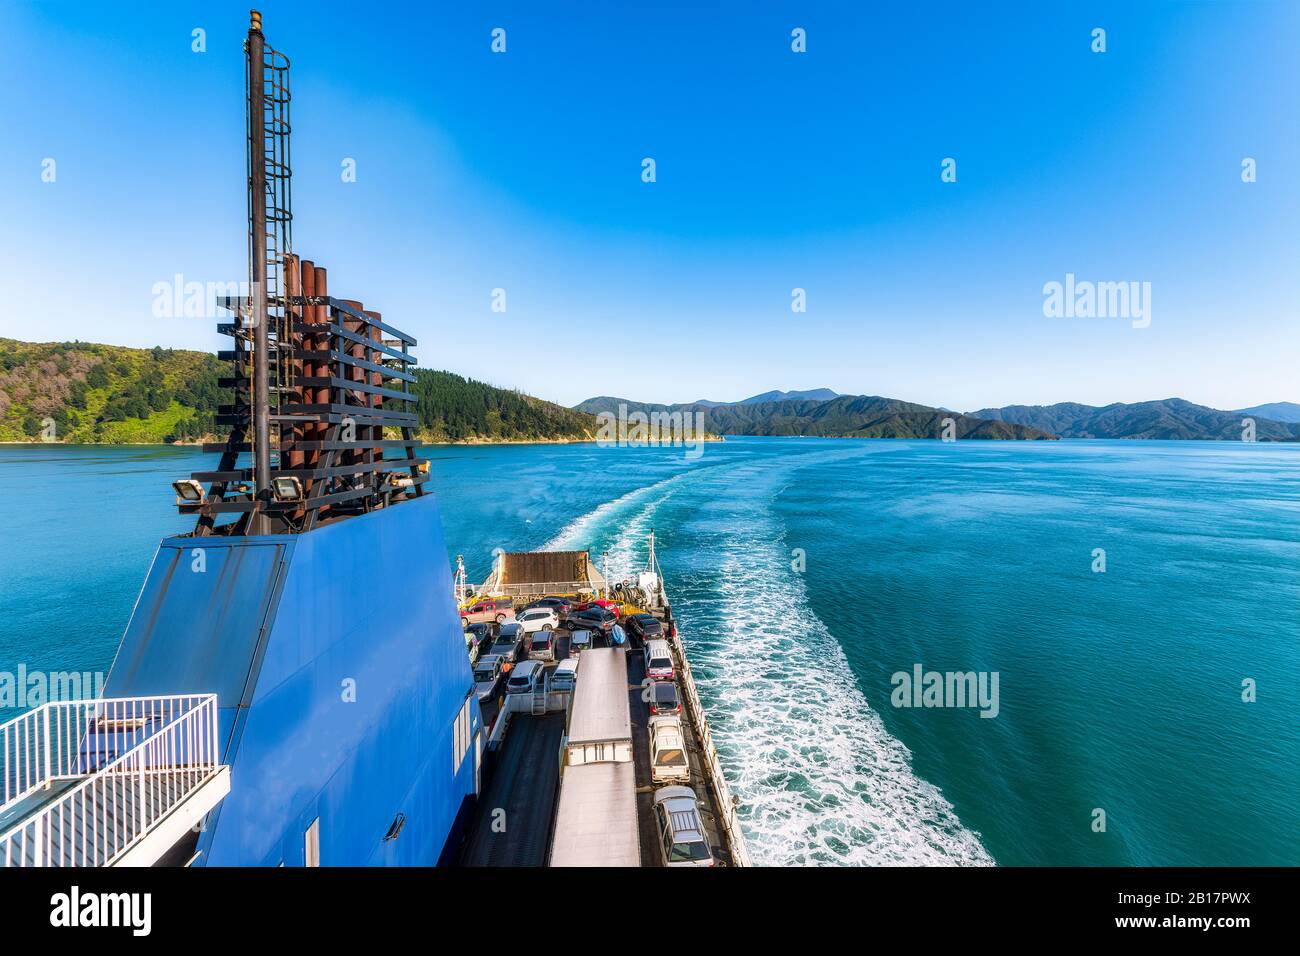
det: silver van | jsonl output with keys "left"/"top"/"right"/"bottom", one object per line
{"left": 652, "top": 785, "right": 714, "bottom": 867}
{"left": 505, "top": 659, "right": 544, "bottom": 695}
{"left": 549, "top": 657, "right": 579, "bottom": 693}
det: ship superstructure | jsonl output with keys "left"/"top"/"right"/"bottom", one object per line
{"left": 0, "top": 11, "right": 478, "bottom": 867}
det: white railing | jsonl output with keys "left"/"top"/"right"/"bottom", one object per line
{"left": 669, "top": 632, "right": 754, "bottom": 867}
{"left": 0, "top": 694, "right": 221, "bottom": 867}
{"left": 488, "top": 581, "right": 595, "bottom": 601}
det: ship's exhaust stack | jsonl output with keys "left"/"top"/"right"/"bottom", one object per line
{"left": 186, "top": 10, "right": 429, "bottom": 536}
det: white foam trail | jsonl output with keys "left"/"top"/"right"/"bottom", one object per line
{"left": 543, "top": 470, "right": 692, "bottom": 557}
{"left": 556, "top": 448, "right": 993, "bottom": 865}
{"left": 701, "top": 538, "right": 992, "bottom": 865}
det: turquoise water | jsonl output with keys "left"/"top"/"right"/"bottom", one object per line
{"left": 1, "top": 438, "right": 1297, "bottom": 865}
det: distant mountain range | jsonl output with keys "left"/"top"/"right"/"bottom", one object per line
{"left": 680, "top": 388, "right": 842, "bottom": 408}
{"left": 969, "top": 399, "right": 1300, "bottom": 441}
{"left": 576, "top": 390, "right": 1300, "bottom": 441}
{"left": 574, "top": 394, "right": 1054, "bottom": 441}
{"left": 1233, "top": 401, "right": 1300, "bottom": 424}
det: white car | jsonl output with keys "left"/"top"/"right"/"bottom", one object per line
{"left": 645, "top": 639, "right": 674, "bottom": 681}
{"left": 647, "top": 714, "right": 689, "bottom": 784}
{"left": 652, "top": 786, "right": 714, "bottom": 867}
{"left": 516, "top": 607, "right": 558, "bottom": 635}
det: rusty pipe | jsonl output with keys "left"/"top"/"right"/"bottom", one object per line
{"left": 284, "top": 253, "right": 304, "bottom": 471}
{"left": 364, "top": 310, "right": 384, "bottom": 477}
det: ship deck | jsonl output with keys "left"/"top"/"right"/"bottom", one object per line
{"left": 456, "top": 607, "right": 737, "bottom": 867}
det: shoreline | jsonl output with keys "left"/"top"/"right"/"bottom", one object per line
{"left": 3, "top": 434, "right": 1297, "bottom": 448}
{"left": 0, "top": 435, "right": 728, "bottom": 449}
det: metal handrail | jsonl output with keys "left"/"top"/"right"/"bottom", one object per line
{"left": 0, "top": 695, "right": 221, "bottom": 867}
{"left": 482, "top": 581, "right": 596, "bottom": 601}
{"left": 1, "top": 695, "right": 207, "bottom": 809}
{"left": 669, "top": 631, "right": 754, "bottom": 867}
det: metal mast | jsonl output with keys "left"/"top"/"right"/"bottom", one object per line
{"left": 247, "top": 10, "right": 271, "bottom": 533}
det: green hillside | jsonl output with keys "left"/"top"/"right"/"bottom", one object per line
{"left": 0, "top": 338, "right": 223, "bottom": 443}
{"left": 0, "top": 339, "right": 597, "bottom": 445}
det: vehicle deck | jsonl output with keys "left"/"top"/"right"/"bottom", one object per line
{"left": 455, "top": 607, "right": 736, "bottom": 867}
{"left": 458, "top": 712, "right": 565, "bottom": 866}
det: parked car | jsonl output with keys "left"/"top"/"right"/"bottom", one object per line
{"left": 473, "top": 655, "right": 503, "bottom": 701}
{"left": 523, "top": 596, "right": 573, "bottom": 622}
{"left": 576, "top": 598, "right": 621, "bottom": 614}
{"left": 461, "top": 597, "right": 515, "bottom": 627}
{"left": 541, "top": 596, "right": 576, "bottom": 617}
{"left": 505, "top": 659, "right": 544, "bottom": 695}
{"left": 645, "top": 639, "right": 674, "bottom": 681}
{"left": 647, "top": 715, "right": 690, "bottom": 784}
{"left": 516, "top": 607, "right": 559, "bottom": 634}
{"left": 568, "top": 606, "right": 615, "bottom": 634}
{"left": 648, "top": 681, "right": 680, "bottom": 716}
{"left": 529, "top": 630, "right": 556, "bottom": 662}
{"left": 464, "top": 623, "right": 488, "bottom": 658}
{"left": 465, "top": 621, "right": 488, "bottom": 658}
{"left": 652, "top": 786, "right": 714, "bottom": 866}
{"left": 488, "top": 633, "right": 520, "bottom": 664}
{"left": 568, "top": 628, "right": 593, "bottom": 656}
{"left": 625, "top": 613, "right": 663, "bottom": 643}
{"left": 549, "top": 657, "right": 579, "bottom": 692}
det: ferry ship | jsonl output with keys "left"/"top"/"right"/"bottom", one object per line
{"left": 0, "top": 11, "right": 747, "bottom": 869}
{"left": 455, "top": 540, "right": 750, "bottom": 866}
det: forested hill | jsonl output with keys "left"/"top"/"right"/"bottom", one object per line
{"left": 0, "top": 338, "right": 223, "bottom": 443}
{"left": 411, "top": 369, "right": 595, "bottom": 442}
{"left": 575, "top": 394, "right": 1056, "bottom": 440}
{"left": 0, "top": 339, "right": 597, "bottom": 444}
{"left": 969, "top": 399, "right": 1300, "bottom": 441}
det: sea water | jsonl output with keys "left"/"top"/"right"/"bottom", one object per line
{"left": 2, "top": 438, "right": 1296, "bottom": 865}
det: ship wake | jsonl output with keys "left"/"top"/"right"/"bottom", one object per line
{"left": 547, "top": 445, "right": 994, "bottom": 866}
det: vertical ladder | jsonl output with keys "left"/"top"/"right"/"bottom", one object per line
{"left": 247, "top": 38, "right": 294, "bottom": 451}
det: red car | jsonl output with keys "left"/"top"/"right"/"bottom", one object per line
{"left": 577, "top": 598, "right": 621, "bottom": 614}
{"left": 461, "top": 597, "right": 515, "bottom": 627}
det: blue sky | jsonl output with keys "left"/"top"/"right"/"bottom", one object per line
{"left": 1, "top": 1, "right": 1296, "bottom": 410}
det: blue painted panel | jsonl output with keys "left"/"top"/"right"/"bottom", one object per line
{"left": 198, "top": 494, "right": 481, "bottom": 865}
{"left": 105, "top": 537, "right": 288, "bottom": 752}
{"left": 106, "top": 539, "right": 286, "bottom": 701}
